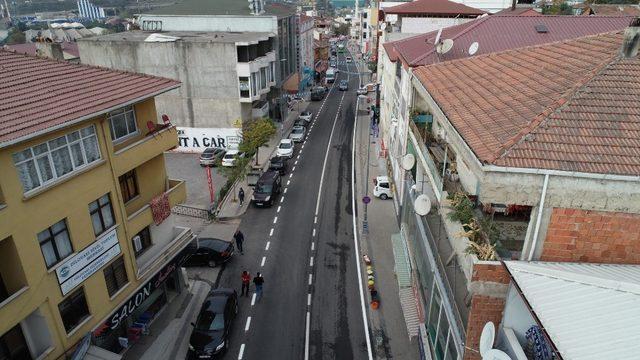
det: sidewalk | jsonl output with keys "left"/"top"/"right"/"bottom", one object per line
{"left": 354, "top": 97, "right": 420, "bottom": 358}
{"left": 216, "top": 100, "right": 309, "bottom": 220}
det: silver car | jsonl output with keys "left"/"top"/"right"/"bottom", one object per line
{"left": 290, "top": 126, "right": 306, "bottom": 142}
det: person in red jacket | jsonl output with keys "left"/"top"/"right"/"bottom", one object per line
{"left": 241, "top": 271, "right": 251, "bottom": 297}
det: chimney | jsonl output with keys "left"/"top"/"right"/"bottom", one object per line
{"left": 621, "top": 17, "right": 640, "bottom": 58}
{"left": 35, "top": 42, "right": 65, "bottom": 61}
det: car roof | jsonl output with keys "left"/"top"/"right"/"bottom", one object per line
{"left": 257, "top": 170, "right": 279, "bottom": 183}
{"left": 203, "top": 291, "right": 232, "bottom": 312}
{"left": 280, "top": 139, "right": 292, "bottom": 144}
{"left": 199, "top": 238, "right": 231, "bottom": 251}
{"left": 225, "top": 149, "right": 239, "bottom": 155}
{"left": 377, "top": 176, "right": 390, "bottom": 182}
{"left": 292, "top": 125, "right": 304, "bottom": 130}
{"left": 270, "top": 156, "right": 285, "bottom": 162}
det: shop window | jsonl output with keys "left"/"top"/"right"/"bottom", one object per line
{"left": 104, "top": 256, "right": 128, "bottom": 297}
{"left": 58, "top": 288, "right": 90, "bottom": 333}
{"left": 118, "top": 170, "right": 139, "bottom": 204}
{"left": 37, "top": 219, "right": 73, "bottom": 269}
{"left": 89, "top": 194, "right": 115, "bottom": 237}
{"left": 108, "top": 105, "right": 138, "bottom": 142}
{"left": 0, "top": 324, "right": 32, "bottom": 359}
{"left": 132, "top": 227, "right": 152, "bottom": 257}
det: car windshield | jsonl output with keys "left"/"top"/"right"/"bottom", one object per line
{"left": 292, "top": 128, "right": 304, "bottom": 134}
{"left": 195, "top": 310, "right": 225, "bottom": 331}
{"left": 256, "top": 183, "right": 273, "bottom": 193}
{"left": 279, "top": 142, "right": 292, "bottom": 149}
{"left": 223, "top": 153, "right": 235, "bottom": 159}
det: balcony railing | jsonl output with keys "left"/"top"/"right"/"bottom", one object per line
{"left": 409, "top": 120, "right": 444, "bottom": 198}
{"left": 127, "top": 179, "right": 186, "bottom": 236}
{"left": 113, "top": 125, "right": 178, "bottom": 177}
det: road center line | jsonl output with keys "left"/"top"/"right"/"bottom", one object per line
{"left": 307, "top": 293, "right": 312, "bottom": 306}
{"left": 261, "top": 256, "right": 266, "bottom": 267}
{"left": 287, "top": 180, "right": 291, "bottom": 186}
{"left": 277, "top": 206, "right": 281, "bottom": 213}
{"left": 273, "top": 216, "right": 278, "bottom": 224}
{"left": 280, "top": 196, "right": 284, "bottom": 203}
{"left": 238, "top": 344, "right": 245, "bottom": 360}
{"left": 251, "top": 294, "right": 256, "bottom": 306}
{"left": 312, "top": 229, "right": 316, "bottom": 237}
{"left": 265, "top": 241, "right": 270, "bottom": 250}
{"left": 289, "top": 173, "right": 293, "bottom": 179}
{"left": 309, "top": 256, "right": 314, "bottom": 267}
{"left": 244, "top": 317, "right": 251, "bottom": 331}
{"left": 304, "top": 312, "right": 311, "bottom": 360}
{"left": 292, "top": 166, "right": 296, "bottom": 172}
{"left": 311, "top": 242, "right": 315, "bottom": 251}
{"left": 269, "top": 228, "right": 274, "bottom": 236}
{"left": 308, "top": 274, "right": 313, "bottom": 285}
{"left": 295, "top": 160, "right": 298, "bottom": 165}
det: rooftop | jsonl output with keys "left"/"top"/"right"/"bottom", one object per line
{"left": 80, "top": 31, "right": 275, "bottom": 44}
{"left": 387, "top": 15, "right": 633, "bottom": 66}
{"left": 505, "top": 261, "right": 640, "bottom": 360}
{"left": 4, "top": 41, "right": 80, "bottom": 59}
{"left": 414, "top": 31, "right": 640, "bottom": 176}
{"left": 575, "top": 4, "right": 640, "bottom": 17}
{"left": 383, "top": 0, "right": 486, "bottom": 17}
{"left": 0, "top": 50, "right": 180, "bottom": 147}
{"left": 148, "top": 0, "right": 295, "bottom": 18}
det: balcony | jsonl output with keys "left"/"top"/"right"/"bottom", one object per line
{"left": 112, "top": 125, "right": 179, "bottom": 177}
{"left": 236, "top": 51, "right": 276, "bottom": 77}
{"left": 251, "top": 100, "right": 269, "bottom": 119}
{"left": 0, "top": 236, "right": 29, "bottom": 310}
{"left": 127, "top": 179, "right": 186, "bottom": 236}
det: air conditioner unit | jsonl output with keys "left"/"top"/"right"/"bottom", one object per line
{"left": 133, "top": 235, "right": 142, "bottom": 253}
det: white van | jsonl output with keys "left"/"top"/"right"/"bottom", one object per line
{"left": 373, "top": 176, "right": 393, "bottom": 200}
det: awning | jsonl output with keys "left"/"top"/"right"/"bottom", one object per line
{"left": 282, "top": 73, "right": 300, "bottom": 94}
{"left": 392, "top": 233, "right": 420, "bottom": 337}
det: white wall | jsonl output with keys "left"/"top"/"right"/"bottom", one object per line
{"left": 401, "top": 17, "right": 472, "bottom": 34}
{"left": 500, "top": 285, "right": 535, "bottom": 349}
{"left": 451, "top": 0, "right": 512, "bottom": 13}
{"left": 137, "top": 14, "right": 278, "bottom": 33}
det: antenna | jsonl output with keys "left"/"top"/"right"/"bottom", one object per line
{"left": 469, "top": 41, "right": 479, "bottom": 55}
{"left": 436, "top": 39, "right": 454, "bottom": 55}
{"left": 434, "top": 27, "right": 443, "bottom": 45}
{"left": 413, "top": 194, "right": 432, "bottom": 216}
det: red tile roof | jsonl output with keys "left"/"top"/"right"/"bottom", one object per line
{"left": 0, "top": 50, "right": 180, "bottom": 146}
{"left": 5, "top": 42, "right": 80, "bottom": 58}
{"left": 386, "top": 15, "right": 633, "bottom": 67}
{"left": 383, "top": 0, "right": 486, "bottom": 17}
{"left": 493, "top": 7, "right": 541, "bottom": 16}
{"left": 414, "top": 31, "right": 640, "bottom": 176}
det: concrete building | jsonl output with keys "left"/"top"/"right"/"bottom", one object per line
{"left": 79, "top": 31, "right": 277, "bottom": 152}
{"left": 297, "top": 14, "right": 315, "bottom": 92}
{"left": 391, "top": 27, "right": 640, "bottom": 360}
{"left": 0, "top": 50, "right": 194, "bottom": 359}
{"left": 77, "top": 0, "right": 106, "bottom": 20}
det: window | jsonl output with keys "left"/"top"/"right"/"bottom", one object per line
{"left": 251, "top": 72, "right": 258, "bottom": 97}
{"left": 89, "top": 194, "right": 115, "bottom": 237}
{"left": 103, "top": 257, "right": 128, "bottom": 297}
{"left": 58, "top": 288, "right": 90, "bottom": 333}
{"left": 260, "top": 67, "right": 267, "bottom": 90}
{"left": 0, "top": 324, "right": 31, "bottom": 359}
{"left": 12, "top": 125, "right": 101, "bottom": 193}
{"left": 118, "top": 170, "right": 139, "bottom": 203}
{"left": 37, "top": 220, "right": 73, "bottom": 269}
{"left": 132, "top": 227, "right": 152, "bottom": 257}
{"left": 271, "top": 62, "right": 276, "bottom": 82}
{"left": 108, "top": 106, "right": 138, "bottom": 142}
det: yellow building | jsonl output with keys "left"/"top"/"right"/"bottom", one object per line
{"left": 0, "top": 50, "right": 195, "bottom": 359}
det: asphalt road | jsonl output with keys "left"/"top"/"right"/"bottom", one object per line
{"left": 212, "top": 48, "right": 370, "bottom": 360}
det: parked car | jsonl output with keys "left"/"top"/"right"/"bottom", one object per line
{"left": 299, "top": 111, "right": 313, "bottom": 123}
{"left": 183, "top": 238, "right": 234, "bottom": 268}
{"left": 188, "top": 288, "right": 238, "bottom": 359}
{"left": 339, "top": 80, "right": 348, "bottom": 91}
{"left": 346, "top": 56, "right": 352, "bottom": 63}
{"left": 252, "top": 171, "right": 282, "bottom": 207}
{"left": 293, "top": 118, "right": 307, "bottom": 128}
{"left": 268, "top": 156, "right": 289, "bottom": 175}
{"left": 290, "top": 126, "right": 306, "bottom": 142}
{"left": 310, "top": 86, "right": 327, "bottom": 101}
{"left": 221, "top": 150, "right": 245, "bottom": 167}
{"left": 276, "top": 139, "right": 294, "bottom": 158}
{"left": 330, "top": 60, "right": 336, "bottom": 68}
{"left": 356, "top": 87, "right": 368, "bottom": 95}
{"left": 373, "top": 176, "right": 393, "bottom": 200}
{"left": 199, "top": 148, "right": 226, "bottom": 167}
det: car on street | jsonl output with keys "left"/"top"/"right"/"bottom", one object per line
{"left": 330, "top": 60, "right": 336, "bottom": 67}
{"left": 310, "top": 86, "right": 327, "bottom": 101}
{"left": 373, "top": 176, "right": 393, "bottom": 200}
{"left": 188, "top": 288, "right": 238, "bottom": 359}
{"left": 356, "top": 87, "right": 368, "bottom": 95}
{"left": 290, "top": 125, "right": 306, "bottom": 142}
{"left": 183, "top": 238, "right": 234, "bottom": 268}
{"left": 268, "top": 156, "right": 289, "bottom": 175}
{"left": 299, "top": 111, "right": 313, "bottom": 123}
{"left": 276, "top": 139, "right": 294, "bottom": 158}
{"left": 220, "top": 150, "right": 245, "bottom": 167}
{"left": 293, "top": 118, "right": 307, "bottom": 128}
{"left": 252, "top": 171, "right": 282, "bottom": 207}
{"left": 346, "top": 56, "right": 352, "bottom": 63}
{"left": 199, "top": 147, "right": 226, "bottom": 167}
{"left": 339, "top": 80, "right": 348, "bottom": 91}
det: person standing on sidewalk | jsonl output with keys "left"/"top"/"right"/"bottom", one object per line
{"left": 234, "top": 230, "right": 244, "bottom": 255}
{"left": 238, "top": 187, "right": 245, "bottom": 205}
{"left": 253, "top": 272, "right": 264, "bottom": 301}
{"left": 241, "top": 271, "right": 251, "bottom": 297}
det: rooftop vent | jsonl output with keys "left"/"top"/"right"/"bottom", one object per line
{"left": 621, "top": 17, "right": 640, "bottom": 58}
{"left": 534, "top": 24, "right": 548, "bottom": 33}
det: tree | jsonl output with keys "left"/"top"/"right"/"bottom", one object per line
{"left": 219, "top": 157, "right": 251, "bottom": 202}
{"left": 5, "top": 28, "right": 25, "bottom": 45}
{"left": 334, "top": 23, "right": 350, "bottom": 36}
{"left": 239, "top": 118, "right": 277, "bottom": 165}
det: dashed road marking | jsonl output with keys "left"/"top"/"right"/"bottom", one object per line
{"left": 297, "top": 155, "right": 300, "bottom": 160}
{"left": 311, "top": 242, "right": 315, "bottom": 251}
{"left": 287, "top": 180, "right": 291, "bottom": 186}
{"left": 277, "top": 206, "right": 281, "bottom": 213}
{"left": 308, "top": 274, "right": 313, "bottom": 285}
{"left": 307, "top": 293, "right": 312, "bottom": 306}
{"left": 238, "top": 344, "right": 245, "bottom": 359}
{"left": 269, "top": 228, "right": 274, "bottom": 236}
{"left": 314, "top": 216, "right": 317, "bottom": 224}
{"left": 280, "top": 196, "right": 285, "bottom": 203}
{"left": 292, "top": 166, "right": 296, "bottom": 172}
{"left": 309, "top": 257, "right": 314, "bottom": 267}
{"left": 284, "top": 188, "right": 288, "bottom": 194}
{"left": 295, "top": 160, "right": 298, "bottom": 165}
{"left": 289, "top": 173, "right": 293, "bottom": 179}
{"left": 251, "top": 294, "right": 256, "bottom": 306}
{"left": 245, "top": 317, "right": 251, "bottom": 331}
{"left": 261, "top": 256, "right": 266, "bottom": 267}
{"left": 273, "top": 216, "right": 278, "bottom": 224}
{"left": 265, "top": 241, "right": 270, "bottom": 250}
{"left": 312, "top": 229, "right": 316, "bottom": 237}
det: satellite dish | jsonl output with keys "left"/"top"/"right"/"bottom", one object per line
{"left": 401, "top": 154, "right": 415, "bottom": 171}
{"left": 380, "top": 22, "right": 387, "bottom": 31}
{"left": 479, "top": 322, "right": 496, "bottom": 357}
{"left": 469, "top": 41, "right": 479, "bottom": 55}
{"left": 436, "top": 39, "right": 454, "bottom": 55}
{"left": 483, "top": 349, "right": 512, "bottom": 360}
{"left": 414, "top": 194, "right": 431, "bottom": 216}
{"left": 434, "top": 27, "right": 443, "bottom": 45}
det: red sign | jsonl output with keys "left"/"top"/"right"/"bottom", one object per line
{"left": 206, "top": 167, "right": 215, "bottom": 204}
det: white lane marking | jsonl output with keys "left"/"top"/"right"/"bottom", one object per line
{"left": 312, "top": 229, "right": 316, "bottom": 237}
{"left": 308, "top": 274, "right": 313, "bottom": 285}
{"left": 265, "top": 241, "right": 270, "bottom": 250}
{"left": 292, "top": 166, "right": 296, "bottom": 172}
{"left": 273, "top": 216, "right": 278, "bottom": 224}
{"left": 238, "top": 344, "right": 245, "bottom": 359}
{"left": 287, "top": 180, "right": 291, "bottom": 186}
{"left": 284, "top": 188, "right": 288, "bottom": 194}
{"left": 314, "top": 216, "right": 317, "bottom": 224}
{"left": 304, "top": 312, "right": 311, "bottom": 360}
{"left": 269, "top": 228, "right": 274, "bottom": 236}
{"left": 280, "top": 196, "right": 285, "bottom": 203}
{"left": 277, "top": 206, "right": 281, "bottom": 213}
{"left": 251, "top": 294, "right": 256, "bottom": 306}
{"left": 297, "top": 154, "right": 300, "bottom": 160}
{"left": 245, "top": 317, "right": 251, "bottom": 331}
{"left": 350, "top": 87, "right": 374, "bottom": 360}
{"left": 307, "top": 293, "right": 312, "bottom": 306}
{"left": 261, "top": 256, "right": 266, "bottom": 267}
{"left": 295, "top": 160, "right": 298, "bottom": 165}
{"left": 309, "top": 257, "right": 314, "bottom": 267}
{"left": 311, "top": 242, "right": 315, "bottom": 251}
{"left": 289, "top": 173, "right": 293, "bottom": 179}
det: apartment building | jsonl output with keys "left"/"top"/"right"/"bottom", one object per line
{"left": 297, "top": 14, "right": 315, "bottom": 91}
{"left": 0, "top": 50, "right": 194, "bottom": 358}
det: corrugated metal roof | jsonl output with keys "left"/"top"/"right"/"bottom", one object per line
{"left": 505, "top": 261, "right": 640, "bottom": 360}
{"left": 383, "top": 0, "right": 486, "bottom": 16}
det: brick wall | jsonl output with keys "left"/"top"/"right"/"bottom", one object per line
{"left": 471, "top": 263, "right": 510, "bottom": 284}
{"left": 463, "top": 295, "right": 506, "bottom": 360}
{"left": 541, "top": 208, "right": 640, "bottom": 264}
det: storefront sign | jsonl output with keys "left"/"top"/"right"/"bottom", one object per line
{"left": 176, "top": 127, "right": 242, "bottom": 152}
{"left": 61, "top": 244, "right": 121, "bottom": 296}
{"left": 102, "top": 248, "right": 191, "bottom": 330}
{"left": 57, "top": 228, "right": 119, "bottom": 285}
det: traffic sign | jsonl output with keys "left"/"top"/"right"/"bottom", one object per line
{"left": 363, "top": 196, "right": 371, "bottom": 204}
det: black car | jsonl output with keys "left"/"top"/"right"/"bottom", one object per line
{"left": 183, "top": 238, "right": 234, "bottom": 268}
{"left": 188, "top": 289, "right": 238, "bottom": 359}
{"left": 199, "top": 148, "right": 226, "bottom": 167}
{"left": 310, "top": 86, "right": 327, "bottom": 101}
{"left": 252, "top": 171, "right": 282, "bottom": 207}
{"left": 268, "top": 156, "right": 289, "bottom": 175}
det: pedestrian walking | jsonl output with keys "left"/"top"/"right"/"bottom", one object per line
{"left": 253, "top": 272, "right": 264, "bottom": 301}
{"left": 241, "top": 271, "right": 251, "bottom": 297}
{"left": 234, "top": 230, "right": 244, "bottom": 255}
{"left": 238, "top": 187, "right": 245, "bottom": 205}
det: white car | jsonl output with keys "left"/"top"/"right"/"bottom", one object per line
{"left": 276, "top": 139, "right": 294, "bottom": 158}
{"left": 356, "top": 87, "right": 368, "bottom": 95}
{"left": 221, "top": 150, "right": 245, "bottom": 167}
{"left": 346, "top": 56, "right": 352, "bottom": 63}
{"left": 373, "top": 176, "right": 393, "bottom": 200}
{"left": 290, "top": 126, "right": 306, "bottom": 142}
{"left": 299, "top": 111, "right": 313, "bottom": 123}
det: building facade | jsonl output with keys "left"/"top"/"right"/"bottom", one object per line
{"left": 297, "top": 14, "right": 315, "bottom": 92}
{"left": 77, "top": 0, "right": 105, "bottom": 20}
{"left": 0, "top": 50, "right": 194, "bottom": 359}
